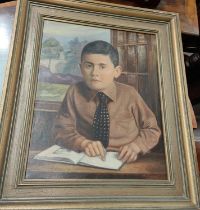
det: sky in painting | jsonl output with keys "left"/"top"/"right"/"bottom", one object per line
{"left": 42, "top": 20, "right": 110, "bottom": 45}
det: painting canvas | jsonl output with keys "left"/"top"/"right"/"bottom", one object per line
{"left": 25, "top": 20, "right": 167, "bottom": 180}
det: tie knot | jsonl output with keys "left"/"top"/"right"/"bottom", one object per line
{"left": 97, "top": 92, "right": 108, "bottom": 104}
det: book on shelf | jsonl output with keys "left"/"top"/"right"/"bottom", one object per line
{"left": 34, "top": 144, "right": 123, "bottom": 170}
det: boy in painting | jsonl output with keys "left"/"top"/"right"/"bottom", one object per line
{"left": 54, "top": 40, "right": 161, "bottom": 163}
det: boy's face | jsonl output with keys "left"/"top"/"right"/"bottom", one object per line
{"left": 80, "top": 54, "right": 122, "bottom": 92}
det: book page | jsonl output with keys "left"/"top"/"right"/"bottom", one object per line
{"left": 34, "top": 145, "right": 84, "bottom": 164}
{"left": 79, "top": 152, "right": 123, "bottom": 170}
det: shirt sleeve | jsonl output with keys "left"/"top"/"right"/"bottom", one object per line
{"left": 53, "top": 85, "right": 87, "bottom": 152}
{"left": 131, "top": 91, "right": 161, "bottom": 154}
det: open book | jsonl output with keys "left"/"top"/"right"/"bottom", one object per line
{"left": 34, "top": 145, "right": 123, "bottom": 170}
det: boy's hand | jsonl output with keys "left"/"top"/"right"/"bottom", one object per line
{"left": 81, "top": 139, "right": 106, "bottom": 160}
{"left": 118, "top": 142, "right": 141, "bottom": 163}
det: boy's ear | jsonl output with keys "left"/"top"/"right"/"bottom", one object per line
{"left": 114, "top": 65, "right": 122, "bottom": 79}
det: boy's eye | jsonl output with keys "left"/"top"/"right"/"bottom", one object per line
{"left": 99, "top": 64, "right": 106, "bottom": 70}
{"left": 84, "top": 63, "right": 93, "bottom": 69}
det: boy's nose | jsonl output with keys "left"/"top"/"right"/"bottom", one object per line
{"left": 91, "top": 65, "right": 99, "bottom": 75}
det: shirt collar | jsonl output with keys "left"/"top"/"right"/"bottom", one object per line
{"left": 85, "top": 82, "right": 117, "bottom": 102}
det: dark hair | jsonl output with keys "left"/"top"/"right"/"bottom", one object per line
{"left": 81, "top": 40, "right": 119, "bottom": 67}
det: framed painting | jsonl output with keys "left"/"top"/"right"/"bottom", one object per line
{"left": 0, "top": 0, "right": 199, "bottom": 209}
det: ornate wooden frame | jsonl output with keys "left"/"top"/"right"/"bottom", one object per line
{"left": 0, "top": 0, "right": 199, "bottom": 209}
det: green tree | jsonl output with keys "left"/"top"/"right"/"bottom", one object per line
{"left": 41, "top": 37, "right": 64, "bottom": 69}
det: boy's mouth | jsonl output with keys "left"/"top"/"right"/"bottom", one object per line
{"left": 91, "top": 79, "right": 100, "bottom": 82}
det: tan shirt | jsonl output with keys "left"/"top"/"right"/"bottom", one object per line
{"left": 54, "top": 81, "right": 161, "bottom": 154}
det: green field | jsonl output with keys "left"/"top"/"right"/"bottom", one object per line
{"left": 36, "top": 82, "right": 70, "bottom": 102}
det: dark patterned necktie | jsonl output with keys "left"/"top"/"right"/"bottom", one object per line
{"left": 92, "top": 92, "right": 110, "bottom": 148}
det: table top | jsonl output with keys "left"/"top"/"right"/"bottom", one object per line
{"left": 26, "top": 151, "right": 168, "bottom": 180}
